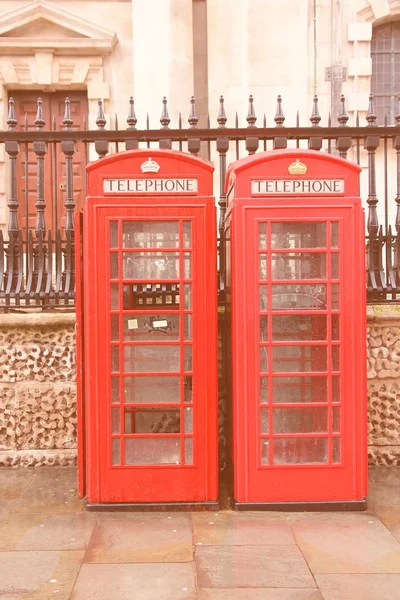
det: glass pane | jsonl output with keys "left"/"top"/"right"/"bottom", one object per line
{"left": 185, "top": 438, "right": 193, "bottom": 464}
{"left": 123, "top": 313, "right": 179, "bottom": 341}
{"left": 184, "top": 407, "right": 193, "bottom": 433}
{"left": 260, "top": 316, "right": 268, "bottom": 341}
{"left": 331, "top": 254, "right": 339, "bottom": 279}
{"left": 183, "top": 221, "right": 192, "bottom": 248}
{"left": 332, "top": 346, "right": 340, "bottom": 371}
{"left": 261, "top": 439, "right": 269, "bottom": 465}
{"left": 259, "top": 223, "right": 267, "bottom": 249}
{"left": 271, "top": 222, "right": 326, "bottom": 249}
{"left": 184, "top": 376, "right": 193, "bottom": 403}
{"left": 111, "top": 315, "right": 120, "bottom": 341}
{"left": 124, "top": 376, "right": 180, "bottom": 403}
{"left": 184, "top": 314, "right": 192, "bottom": 340}
{"left": 259, "top": 254, "right": 267, "bottom": 280}
{"left": 332, "top": 407, "right": 340, "bottom": 433}
{"left": 123, "top": 252, "right": 179, "bottom": 280}
{"left": 110, "top": 284, "right": 119, "bottom": 310}
{"left": 261, "top": 408, "right": 269, "bottom": 433}
{"left": 111, "top": 377, "right": 120, "bottom": 403}
{"left": 332, "top": 376, "right": 340, "bottom": 402}
{"left": 112, "top": 408, "right": 120, "bottom": 434}
{"left": 273, "top": 407, "right": 328, "bottom": 433}
{"left": 272, "top": 315, "right": 327, "bottom": 341}
{"left": 331, "top": 222, "right": 339, "bottom": 248}
{"left": 332, "top": 315, "right": 340, "bottom": 341}
{"left": 184, "top": 284, "right": 192, "bottom": 309}
{"left": 125, "top": 409, "right": 180, "bottom": 434}
{"left": 124, "top": 345, "right": 180, "bottom": 373}
{"left": 271, "top": 253, "right": 326, "bottom": 280}
{"left": 112, "top": 439, "right": 120, "bottom": 465}
{"left": 110, "top": 221, "right": 118, "bottom": 248}
{"left": 273, "top": 438, "right": 328, "bottom": 464}
{"left": 111, "top": 346, "right": 120, "bottom": 372}
{"left": 184, "top": 345, "right": 192, "bottom": 371}
{"left": 110, "top": 253, "right": 119, "bottom": 279}
{"left": 123, "top": 221, "right": 179, "bottom": 248}
{"left": 260, "top": 347, "right": 268, "bottom": 372}
{"left": 260, "top": 285, "right": 268, "bottom": 310}
{"left": 272, "top": 376, "right": 327, "bottom": 403}
{"left": 260, "top": 377, "right": 268, "bottom": 403}
{"left": 332, "top": 437, "right": 341, "bottom": 463}
{"left": 184, "top": 253, "right": 192, "bottom": 279}
{"left": 272, "top": 284, "right": 327, "bottom": 310}
{"left": 332, "top": 284, "right": 339, "bottom": 309}
{"left": 125, "top": 438, "right": 180, "bottom": 465}
{"left": 272, "top": 346, "right": 327, "bottom": 373}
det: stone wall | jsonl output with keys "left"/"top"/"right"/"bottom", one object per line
{"left": 367, "top": 305, "right": 400, "bottom": 466}
{"left": 0, "top": 306, "right": 400, "bottom": 467}
{"left": 0, "top": 313, "right": 76, "bottom": 467}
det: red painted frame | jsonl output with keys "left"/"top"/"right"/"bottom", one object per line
{"left": 77, "top": 149, "right": 218, "bottom": 504}
{"left": 225, "top": 149, "right": 367, "bottom": 504}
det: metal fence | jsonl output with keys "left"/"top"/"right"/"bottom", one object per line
{"left": 0, "top": 93, "right": 399, "bottom": 311}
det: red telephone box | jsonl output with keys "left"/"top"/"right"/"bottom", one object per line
{"left": 76, "top": 149, "right": 218, "bottom": 509}
{"left": 224, "top": 149, "right": 367, "bottom": 509}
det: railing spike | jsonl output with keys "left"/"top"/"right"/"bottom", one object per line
{"left": 63, "top": 97, "right": 72, "bottom": 131}
{"left": 96, "top": 98, "right": 106, "bottom": 130}
{"left": 160, "top": 96, "right": 170, "bottom": 128}
{"left": 217, "top": 95, "right": 227, "bottom": 127}
{"left": 310, "top": 94, "right": 321, "bottom": 126}
{"left": 7, "top": 97, "right": 17, "bottom": 130}
{"left": 367, "top": 93, "right": 376, "bottom": 126}
{"left": 338, "top": 94, "right": 349, "bottom": 126}
{"left": 127, "top": 97, "right": 137, "bottom": 129}
{"left": 274, "top": 95, "right": 285, "bottom": 127}
{"left": 246, "top": 94, "right": 257, "bottom": 127}
{"left": 188, "top": 96, "right": 198, "bottom": 128}
{"left": 35, "top": 97, "right": 45, "bottom": 130}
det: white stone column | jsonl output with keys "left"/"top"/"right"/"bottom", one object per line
{"left": 132, "top": 0, "right": 194, "bottom": 129}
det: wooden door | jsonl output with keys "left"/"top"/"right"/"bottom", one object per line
{"left": 11, "top": 91, "right": 88, "bottom": 235}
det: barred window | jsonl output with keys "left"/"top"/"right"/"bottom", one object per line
{"left": 371, "top": 21, "right": 400, "bottom": 124}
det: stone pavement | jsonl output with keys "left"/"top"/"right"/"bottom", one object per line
{"left": 0, "top": 467, "right": 399, "bottom": 599}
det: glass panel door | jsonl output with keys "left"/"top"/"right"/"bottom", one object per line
{"left": 109, "top": 219, "right": 194, "bottom": 467}
{"left": 258, "top": 220, "right": 341, "bottom": 466}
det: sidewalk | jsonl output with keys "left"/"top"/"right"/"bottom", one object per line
{"left": 0, "top": 466, "right": 399, "bottom": 599}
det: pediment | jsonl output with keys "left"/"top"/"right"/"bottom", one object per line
{"left": 0, "top": 0, "right": 117, "bottom": 55}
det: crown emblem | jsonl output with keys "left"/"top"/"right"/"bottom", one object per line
{"left": 141, "top": 157, "right": 160, "bottom": 173}
{"left": 288, "top": 159, "right": 307, "bottom": 175}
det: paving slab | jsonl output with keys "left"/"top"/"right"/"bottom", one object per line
{"left": 198, "top": 590, "right": 323, "bottom": 599}
{"left": 70, "top": 563, "right": 196, "bottom": 600}
{"left": 0, "top": 467, "right": 35, "bottom": 499}
{"left": 0, "top": 549, "right": 84, "bottom": 600}
{"left": 0, "top": 512, "right": 95, "bottom": 551}
{"left": 9, "top": 468, "right": 84, "bottom": 514}
{"left": 315, "top": 574, "right": 400, "bottom": 600}
{"left": 84, "top": 513, "right": 193, "bottom": 563}
{"left": 0, "top": 500, "right": 12, "bottom": 520}
{"left": 386, "top": 523, "right": 400, "bottom": 543}
{"left": 291, "top": 514, "right": 400, "bottom": 573}
{"left": 368, "top": 467, "right": 400, "bottom": 526}
{"left": 195, "top": 545, "right": 316, "bottom": 588}
{"left": 193, "top": 511, "right": 295, "bottom": 546}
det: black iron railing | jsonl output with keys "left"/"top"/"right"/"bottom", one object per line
{"left": 0, "top": 93, "right": 399, "bottom": 310}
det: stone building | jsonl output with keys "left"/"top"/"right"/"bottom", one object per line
{"left": 0, "top": 0, "right": 399, "bottom": 468}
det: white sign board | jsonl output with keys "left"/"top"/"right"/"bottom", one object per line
{"left": 251, "top": 179, "right": 345, "bottom": 195}
{"left": 103, "top": 178, "right": 198, "bottom": 193}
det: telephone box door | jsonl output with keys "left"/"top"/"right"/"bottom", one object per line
{"left": 236, "top": 206, "right": 365, "bottom": 504}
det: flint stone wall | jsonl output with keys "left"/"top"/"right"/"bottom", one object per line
{"left": 0, "top": 313, "right": 76, "bottom": 467}
{"left": 0, "top": 306, "right": 399, "bottom": 467}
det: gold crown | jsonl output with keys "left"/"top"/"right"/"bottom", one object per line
{"left": 141, "top": 157, "right": 160, "bottom": 173}
{"left": 288, "top": 159, "right": 307, "bottom": 175}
